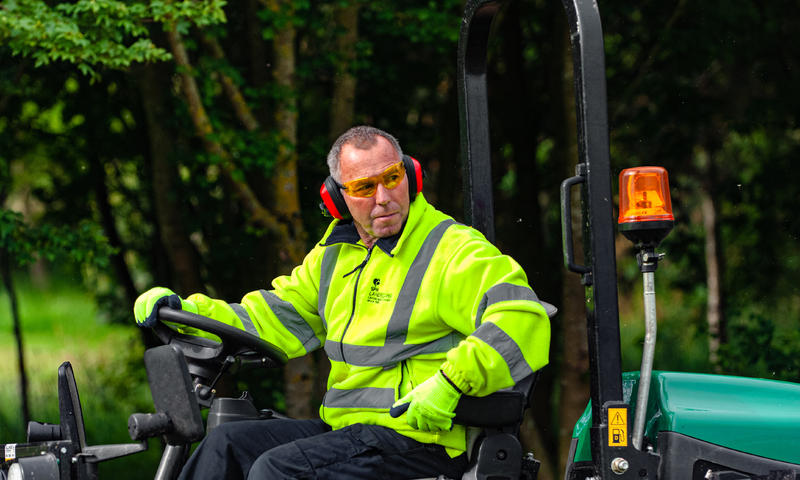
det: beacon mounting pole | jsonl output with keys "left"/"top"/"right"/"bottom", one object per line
{"left": 617, "top": 166, "right": 675, "bottom": 451}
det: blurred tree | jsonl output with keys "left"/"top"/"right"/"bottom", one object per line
{"left": 328, "top": 1, "right": 360, "bottom": 140}
{"left": 602, "top": 0, "right": 800, "bottom": 380}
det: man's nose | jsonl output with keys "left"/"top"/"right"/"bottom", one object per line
{"left": 374, "top": 183, "right": 391, "bottom": 204}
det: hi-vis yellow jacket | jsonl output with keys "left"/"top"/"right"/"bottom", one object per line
{"left": 185, "top": 193, "right": 550, "bottom": 455}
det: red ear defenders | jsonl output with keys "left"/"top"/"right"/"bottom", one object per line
{"left": 319, "top": 155, "right": 423, "bottom": 220}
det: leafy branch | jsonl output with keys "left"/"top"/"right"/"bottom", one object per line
{"left": 0, "top": 208, "right": 114, "bottom": 268}
{"left": 0, "top": 0, "right": 227, "bottom": 78}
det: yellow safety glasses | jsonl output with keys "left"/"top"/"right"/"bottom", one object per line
{"left": 338, "top": 161, "right": 406, "bottom": 198}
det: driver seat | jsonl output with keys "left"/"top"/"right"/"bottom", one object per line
{"left": 422, "top": 300, "right": 556, "bottom": 480}
{"left": 428, "top": 371, "right": 541, "bottom": 480}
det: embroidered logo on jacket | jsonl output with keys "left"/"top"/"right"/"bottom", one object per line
{"left": 367, "top": 278, "right": 393, "bottom": 304}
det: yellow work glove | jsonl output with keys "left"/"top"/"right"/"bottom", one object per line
{"left": 133, "top": 286, "right": 198, "bottom": 328}
{"left": 391, "top": 371, "right": 462, "bottom": 432}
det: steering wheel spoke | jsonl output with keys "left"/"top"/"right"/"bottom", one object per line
{"left": 154, "top": 307, "right": 288, "bottom": 369}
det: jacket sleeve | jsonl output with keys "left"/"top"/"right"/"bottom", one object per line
{"left": 435, "top": 229, "right": 551, "bottom": 397}
{"left": 179, "top": 243, "right": 328, "bottom": 360}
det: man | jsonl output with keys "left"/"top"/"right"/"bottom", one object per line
{"left": 134, "top": 125, "right": 551, "bottom": 479}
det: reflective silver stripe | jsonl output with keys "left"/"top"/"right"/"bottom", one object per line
{"left": 472, "top": 322, "right": 533, "bottom": 382}
{"left": 324, "top": 331, "right": 465, "bottom": 366}
{"left": 385, "top": 219, "right": 456, "bottom": 344}
{"left": 475, "top": 283, "right": 541, "bottom": 328}
{"left": 541, "top": 301, "right": 558, "bottom": 318}
{"left": 323, "top": 387, "right": 395, "bottom": 409}
{"left": 230, "top": 303, "right": 258, "bottom": 336}
{"left": 318, "top": 245, "right": 341, "bottom": 330}
{"left": 317, "top": 219, "right": 458, "bottom": 366}
{"left": 321, "top": 219, "right": 456, "bottom": 367}
{"left": 260, "top": 290, "right": 321, "bottom": 352}
{"left": 322, "top": 219, "right": 458, "bottom": 367}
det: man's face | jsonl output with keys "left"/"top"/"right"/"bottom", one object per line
{"left": 339, "top": 137, "right": 410, "bottom": 246}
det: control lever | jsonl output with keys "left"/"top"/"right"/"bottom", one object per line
{"left": 196, "top": 355, "right": 236, "bottom": 401}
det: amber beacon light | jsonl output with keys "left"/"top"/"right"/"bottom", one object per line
{"left": 618, "top": 166, "right": 674, "bottom": 247}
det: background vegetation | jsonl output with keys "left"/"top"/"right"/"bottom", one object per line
{"left": 2, "top": 0, "right": 799, "bottom": 478}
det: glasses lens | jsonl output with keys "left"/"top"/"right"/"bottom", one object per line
{"left": 346, "top": 179, "right": 378, "bottom": 197}
{"left": 342, "top": 161, "right": 405, "bottom": 198}
{"left": 382, "top": 163, "right": 405, "bottom": 190}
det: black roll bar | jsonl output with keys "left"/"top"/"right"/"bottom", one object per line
{"left": 456, "top": 0, "right": 501, "bottom": 244}
{"left": 457, "top": 1, "right": 633, "bottom": 478}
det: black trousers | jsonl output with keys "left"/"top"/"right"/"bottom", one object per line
{"left": 177, "top": 418, "right": 468, "bottom": 480}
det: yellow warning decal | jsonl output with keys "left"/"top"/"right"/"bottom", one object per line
{"left": 608, "top": 407, "right": 628, "bottom": 447}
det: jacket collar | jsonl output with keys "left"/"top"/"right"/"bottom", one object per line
{"left": 320, "top": 194, "right": 430, "bottom": 256}
{"left": 322, "top": 221, "right": 400, "bottom": 255}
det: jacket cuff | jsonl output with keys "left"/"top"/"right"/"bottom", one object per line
{"left": 440, "top": 361, "right": 472, "bottom": 395}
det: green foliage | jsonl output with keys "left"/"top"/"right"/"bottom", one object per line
{"left": 368, "top": 0, "right": 462, "bottom": 49}
{"left": 0, "top": 209, "right": 34, "bottom": 263}
{"left": 0, "top": 209, "right": 114, "bottom": 268}
{"left": 618, "top": 254, "right": 712, "bottom": 375}
{"left": 718, "top": 312, "right": 800, "bottom": 382}
{"left": 1, "top": 0, "right": 164, "bottom": 77}
{"left": 148, "top": 0, "right": 227, "bottom": 28}
{"left": 716, "top": 129, "right": 800, "bottom": 308}
{"left": 259, "top": 0, "right": 310, "bottom": 40}
{"left": 0, "top": 0, "right": 227, "bottom": 78}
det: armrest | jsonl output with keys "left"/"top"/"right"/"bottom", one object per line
{"left": 453, "top": 391, "right": 526, "bottom": 428}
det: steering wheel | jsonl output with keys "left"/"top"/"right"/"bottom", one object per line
{"left": 152, "top": 307, "right": 288, "bottom": 375}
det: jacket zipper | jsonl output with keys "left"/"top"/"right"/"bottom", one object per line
{"left": 396, "top": 360, "right": 406, "bottom": 402}
{"left": 339, "top": 245, "right": 373, "bottom": 364}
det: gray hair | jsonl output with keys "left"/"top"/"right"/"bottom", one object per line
{"left": 327, "top": 126, "right": 403, "bottom": 182}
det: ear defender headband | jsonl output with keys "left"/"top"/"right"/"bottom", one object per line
{"left": 319, "top": 155, "right": 423, "bottom": 220}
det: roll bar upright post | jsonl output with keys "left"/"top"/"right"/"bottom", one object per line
{"left": 457, "top": 1, "right": 660, "bottom": 477}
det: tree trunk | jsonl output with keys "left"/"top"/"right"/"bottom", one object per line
{"left": 701, "top": 185, "right": 725, "bottom": 369}
{"left": 136, "top": 63, "right": 205, "bottom": 296}
{"left": 89, "top": 156, "right": 139, "bottom": 306}
{"left": 0, "top": 169, "right": 30, "bottom": 429}
{"left": 269, "top": 6, "right": 302, "bottom": 243}
{"left": 315, "top": 0, "right": 361, "bottom": 410}
{"left": 499, "top": 3, "right": 544, "bottom": 268}
{"left": 266, "top": 0, "right": 315, "bottom": 419}
{"left": 1, "top": 248, "right": 30, "bottom": 429}
{"left": 201, "top": 34, "right": 260, "bottom": 132}
{"left": 244, "top": 0, "right": 271, "bottom": 101}
{"left": 329, "top": 1, "right": 360, "bottom": 140}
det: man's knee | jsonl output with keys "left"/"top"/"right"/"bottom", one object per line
{"left": 201, "top": 421, "right": 249, "bottom": 451}
{"left": 247, "top": 445, "right": 305, "bottom": 479}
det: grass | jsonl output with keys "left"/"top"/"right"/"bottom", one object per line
{"left": 0, "top": 273, "right": 163, "bottom": 478}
